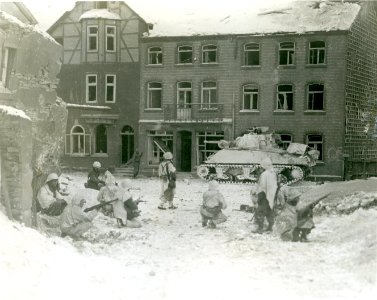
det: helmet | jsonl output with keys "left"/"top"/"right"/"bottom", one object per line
{"left": 93, "top": 161, "right": 101, "bottom": 168}
{"left": 163, "top": 152, "right": 173, "bottom": 160}
{"left": 286, "top": 189, "right": 301, "bottom": 203}
{"left": 46, "top": 173, "right": 59, "bottom": 183}
{"left": 260, "top": 157, "right": 273, "bottom": 170}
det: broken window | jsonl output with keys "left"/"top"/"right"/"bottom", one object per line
{"left": 202, "top": 45, "right": 217, "bottom": 63}
{"left": 278, "top": 134, "right": 293, "bottom": 150}
{"left": 148, "top": 47, "right": 162, "bottom": 65}
{"left": 147, "top": 82, "right": 162, "bottom": 109}
{"left": 86, "top": 74, "right": 97, "bottom": 102}
{"left": 0, "top": 47, "right": 16, "bottom": 88}
{"left": 196, "top": 131, "right": 224, "bottom": 164}
{"left": 87, "top": 26, "right": 98, "bottom": 52}
{"left": 201, "top": 81, "right": 217, "bottom": 109}
{"left": 276, "top": 84, "right": 293, "bottom": 110}
{"left": 307, "top": 134, "right": 323, "bottom": 161}
{"left": 147, "top": 131, "right": 173, "bottom": 165}
{"left": 244, "top": 43, "right": 260, "bottom": 66}
{"left": 242, "top": 84, "right": 258, "bottom": 110}
{"left": 178, "top": 45, "right": 193, "bottom": 64}
{"left": 307, "top": 83, "right": 324, "bottom": 110}
{"left": 279, "top": 42, "right": 295, "bottom": 65}
{"left": 309, "top": 41, "right": 325, "bottom": 64}
{"left": 177, "top": 81, "right": 192, "bottom": 108}
{"left": 105, "top": 74, "right": 116, "bottom": 102}
{"left": 106, "top": 26, "right": 116, "bottom": 52}
{"left": 95, "top": 125, "right": 107, "bottom": 154}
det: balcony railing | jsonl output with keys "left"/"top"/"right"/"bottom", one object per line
{"left": 163, "top": 103, "right": 225, "bottom": 122}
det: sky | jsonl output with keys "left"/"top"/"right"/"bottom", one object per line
{"left": 14, "top": 0, "right": 296, "bottom": 31}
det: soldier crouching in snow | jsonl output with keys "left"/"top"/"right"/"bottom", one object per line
{"left": 200, "top": 181, "right": 227, "bottom": 229}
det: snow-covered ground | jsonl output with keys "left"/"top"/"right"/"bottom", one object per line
{"left": 1, "top": 173, "right": 376, "bottom": 300}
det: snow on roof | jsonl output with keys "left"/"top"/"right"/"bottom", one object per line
{"left": 144, "top": 1, "right": 361, "bottom": 37}
{"left": 79, "top": 9, "right": 121, "bottom": 21}
{"left": 66, "top": 104, "right": 112, "bottom": 110}
{"left": 0, "top": 10, "right": 59, "bottom": 45}
{"left": 0, "top": 105, "right": 31, "bottom": 121}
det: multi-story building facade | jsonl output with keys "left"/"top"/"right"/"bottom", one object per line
{"left": 138, "top": 1, "right": 377, "bottom": 179}
{"left": 48, "top": 1, "right": 149, "bottom": 169}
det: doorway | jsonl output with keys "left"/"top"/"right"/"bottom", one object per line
{"left": 121, "top": 125, "right": 134, "bottom": 164}
{"left": 180, "top": 131, "right": 192, "bottom": 172}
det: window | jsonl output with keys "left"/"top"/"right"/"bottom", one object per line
{"left": 197, "top": 131, "right": 224, "bottom": 164}
{"left": 87, "top": 26, "right": 98, "bottom": 52}
{"left": 202, "top": 45, "right": 217, "bottom": 63}
{"left": 279, "top": 134, "right": 293, "bottom": 150}
{"left": 244, "top": 43, "right": 260, "bottom": 66}
{"left": 307, "top": 134, "right": 323, "bottom": 161}
{"left": 105, "top": 75, "right": 116, "bottom": 102}
{"left": 177, "top": 81, "right": 192, "bottom": 108}
{"left": 309, "top": 41, "right": 325, "bottom": 64}
{"left": 307, "top": 84, "right": 324, "bottom": 110}
{"left": 86, "top": 74, "right": 97, "bottom": 102}
{"left": 148, "top": 131, "right": 173, "bottom": 165}
{"left": 201, "top": 81, "right": 217, "bottom": 109}
{"left": 148, "top": 47, "right": 162, "bottom": 65}
{"left": 106, "top": 26, "right": 116, "bottom": 52}
{"left": 65, "top": 125, "right": 91, "bottom": 155}
{"left": 0, "top": 47, "right": 16, "bottom": 88}
{"left": 147, "top": 82, "right": 162, "bottom": 109}
{"left": 242, "top": 84, "right": 258, "bottom": 110}
{"left": 276, "top": 84, "right": 293, "bottom": 110}
{"left": 178, "top": 45, "right": 193, "bottom": 64}
{"left": 279, "top": 42, "right": 295, "bottom": 65}
{"left": 95, "top": 124, "right": 107, "bottom": 154}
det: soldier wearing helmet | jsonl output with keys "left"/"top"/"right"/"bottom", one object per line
{"left": 37, "top": 173, "right": 67, "bottom": 216}
{"left": 157, "top": 151, "right": 177, "bottom": 210}
{"left": 86, "top": 161, "right": 105, "bottom": 190}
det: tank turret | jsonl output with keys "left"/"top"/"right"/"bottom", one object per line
{"left": 197, "top": 127, "right": 319, "bottom": 185}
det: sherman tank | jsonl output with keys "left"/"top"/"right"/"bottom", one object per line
{"left": 197, "top": 128, "right": 320, "bottom": 185}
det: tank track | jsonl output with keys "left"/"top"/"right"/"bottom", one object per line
{"left": 197, "top": 164, "right": 308, "bottom": 185}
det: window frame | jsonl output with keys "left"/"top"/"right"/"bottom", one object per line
{"left": 307, "top": 83, "right": 325, "bottom": 111}
{"left": 244, "top": 43, "right": 260, "bottom": 66}
{"left": 201, "top": 81, "right": 217, "bottom": 109}
{"left": 70, "top": 125, "right": 85, "bottom": 155}
{"left": 306, "top": 134, "right": 324, "bottom": 161}
{"left": 86, "top": 74, "right": 97, "bottom": 103}
{"left": 147, "top": 131, "right": 174, "bottom": 165}
{"left": 202, "top": 44, "right": 217, "bottom": 64}
{"left": 278, "top": 133, "right": 293, "bottom": 150}
{"left": 278, "top": 42, "right": 295, "bottom": 66}
{"left": 148, "top": 46, "right": 163, "bottom": 65}
{"left": 105, "top": 74, "right": 116, "bottom": 103}
{"left": 177, "top": 45, "right": 193, "bottom": 64}
{"left": 177, "top": 81, "right": 192, "bottom": 108}
{"left": 87, "top": 25, "right": 98, "bottom": 52}
{"left": 196, "top": 131, "right": 224, "bottom": 165}
{"left": 276, "top": 84, "right": 294, "bottom": 111}
{"left": 147, "top": 82, "right": 162, "bottom": 109}
{"left": 242, "top": 84, "right": 259, "bottom": 111}
{"left": 308, "top": 41, "right": 326, "bottom": 65}
{"left": 105, "top": 25, "right": 116, "bottom": 52}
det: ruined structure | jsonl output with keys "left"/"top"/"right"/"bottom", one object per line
{"left": 0, "top": 4, "right": 67, "bottom": 225}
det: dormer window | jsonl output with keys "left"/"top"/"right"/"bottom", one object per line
{"left": 87, "top": 26, "right": 98, "bottom": 52}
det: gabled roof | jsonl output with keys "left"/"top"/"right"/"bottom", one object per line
{"left": 143, "top": 1, "right": 361, "bottom": 37}
{"left": 79, "top": 9, "right": 121, "bottom": 21}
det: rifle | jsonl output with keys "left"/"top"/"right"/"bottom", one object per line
{"left": 84, "top": 199, "right": 118, "bottom": 213}
{"left": 297, "top": 192, "right": 331, "bottom": 214}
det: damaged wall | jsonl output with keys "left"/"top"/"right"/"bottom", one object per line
{"left": 0, "top": 9, "right": 67, "bottom": 226}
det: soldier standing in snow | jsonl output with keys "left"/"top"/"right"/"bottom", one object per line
{"left": 200, "top": 181, "right": 227, "bottom": 228}
{"left": 86, "top": 161, "right": 105, "bottom": 190}
{"left": 37, "top": 173, "right": 68, "bottom": 216}
{"left": 251, "top": 157, "right": 278, "bottom": 234}
{"left": 129, "top": 149, "right": 143, "bottom": 178}
{"left": 158, "top": 152, "right": 177, "bottom": 210}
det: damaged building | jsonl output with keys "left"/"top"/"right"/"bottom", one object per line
{"left": 0, "top": 3, "right": 67, "bottom": 225}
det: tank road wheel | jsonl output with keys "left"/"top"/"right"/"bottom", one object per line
{"left": 289, "top": 167, "right": 304, "bottom": 183}
{"left": 197, "top": 165, "right": 209, "bottom": 179}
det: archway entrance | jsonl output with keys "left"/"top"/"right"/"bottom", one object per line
{"left": 179, "top": 131, "right": 192, "bottom": 172}
{"left": 121, "top": 125, "right": 134, "bottom": 164}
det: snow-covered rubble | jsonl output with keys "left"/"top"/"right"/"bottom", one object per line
{"left": 1, "top": 173, "right": 376, "bottom": 300}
